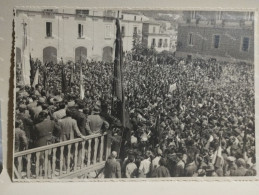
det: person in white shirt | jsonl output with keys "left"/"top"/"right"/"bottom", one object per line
{"left": 138, "top": 151, "right": 152, "bottom": 178}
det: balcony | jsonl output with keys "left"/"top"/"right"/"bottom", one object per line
{"left": 13, "top": 133, "right": 111, "bottom": 180}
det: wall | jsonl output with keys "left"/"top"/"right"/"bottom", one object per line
{"left": 176, "top": 24, "right": 254, "bottom": 62}
{"left": 15, "top": 9, "right": 116, "bottom": 64}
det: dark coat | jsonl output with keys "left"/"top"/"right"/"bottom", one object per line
{"left": 104, "top": 158, "right": 121, "bottom": 178}
{"left": 69, "top": 109, "right": 87, "bottom": 135}
{"left": 34, "top": 119, "right": 59, "bottom": 147}
{"left": 85, "top": 114, "right": 109, "bottom": 134}
{"left": 152, "top": 165, "right": 171, "bottom": 178}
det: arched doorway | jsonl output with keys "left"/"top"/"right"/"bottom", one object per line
{"left": 75, "top": 46, "right": 87, "bottom": 63}
{"left": 16, "top": 47, "right": 21, "bottom": 64}
{"left": 102, "top": 46, "right": 113, "bottom": 62}
{"left": 43, "top": 46, "right": 57, "bottom": 64}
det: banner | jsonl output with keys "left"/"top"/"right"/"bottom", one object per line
{"left": 79, "top": 63, "right": 85, "bottom": 100}
{"left": 32, "top": 68, "right": 39, "bottom": 88}
{"left": 21, "top": 20, "right": 31, "bottom": 86}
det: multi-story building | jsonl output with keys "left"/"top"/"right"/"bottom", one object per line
{"left": 15, "top": 8, "right": 119, "bottom": 65}
{"left": 175, "top": 11, "right": 254, "bottom": 62}
{"left": 142, "top": 21, "right": 171, "bottom": 52}
{"left": 120, "top": 11, "right": 145, "bottom": 52}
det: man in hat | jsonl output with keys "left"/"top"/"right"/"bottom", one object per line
{"left": 85, "top": 105, "right": 109, "bottom": 135}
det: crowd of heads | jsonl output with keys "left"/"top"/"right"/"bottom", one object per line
{"left": 15, "top": 51, "right": 256, "bottom": 177}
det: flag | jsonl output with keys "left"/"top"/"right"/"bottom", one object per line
{"left": 79, "top": 63, "right": 85, "bottom": 100}
{"left": 112, "top": 17, "right": 131, "bottom": 159}
{"left": 169, "top": 83, "right": 177, "bottom": 93}
{"left": 32, "top": 68, "right": 39, "bottom": 88}
{"left": 154, "top": 114, "right": 161, "bottom": 147}
{"left": 21, "top": 20, "right": 31, "bottom": 86}
{"left": 212, "top": 132, "right": 224, "bottom": 168}
{"left": 112, "top": 18, "right": 125, "bottom": 127}
{"left": 42, "top": 65, "right": 49, "bottom": 95}
{"left": 213, "top": 144, "right": 224, "bottom": 168}
{"left": 69, "top": 64, "right": 75, "bottom": 87}
{"left": 61, "top": 66, "right": 67, "bottom": 94}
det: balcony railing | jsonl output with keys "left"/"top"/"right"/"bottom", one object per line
{"left": 13, "top": 132, "right": 111, "bottom": 180}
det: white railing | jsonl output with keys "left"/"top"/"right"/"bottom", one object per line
{"left": 13, "top": 132, "right": 111, "bottom": 180}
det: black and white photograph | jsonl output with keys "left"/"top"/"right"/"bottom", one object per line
{"left": 13, "top": 8, "right": 255, "bottom": 180}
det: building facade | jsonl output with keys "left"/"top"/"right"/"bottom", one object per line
{"left": 175, "top": 11, "right": 254, "bottom": 62}
{"left": 15, "top": 9, "right": 119, "bottom": 65}
{"left": 120, "top": 11, "right": 145, "bottom": 52}
{"left": 142, "top": 22, "right": 171, "bottom": 52}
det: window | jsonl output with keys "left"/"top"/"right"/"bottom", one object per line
{"left": 213, "top": 35, "right": 220, "bottom": 48}
{"left": 105, "top": 25, "right": 111, "bottom": 38}
{"left": 104, "top": 10, "right": 116, "bottom": 17}
{"left": 163, "top": 39, "right": 168, "bottom": 47}
{"left": 151, "top": 38, "right": 156, "bottom": 47}
{"left": 133, "top": 27, "right": 137, "bottom": 35}
{"left": 78, "top": 24, "right": 84, "bottom": 38}
{"left": 158, "top": 39, "right": 163, "bottom": 48}
{"left": 134, "top": 16, "right": 136, "bottom": 21}
{"left": 153, "top": 26, "right": 156, "bottom": 33}
{"left": 46, "top": 22, "right": 52, "bottom": 37}
{"left": 121, "top": 14, "right": 124, "bottom": 19}
{"left": 241, "top": 37, "right": 250, "bottom": 52}
{"left": 43, "top": 9, "right": 55, "bottom": 16}
{"left": 188, "top": 33, "right": 193, "bottom": 45}
{"left": 76, "top": 9, "right": 89, "bottom": 16}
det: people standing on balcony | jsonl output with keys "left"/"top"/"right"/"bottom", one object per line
{"left": 15, "top": 121, "right": 29, "bottom": 152}
{"left": 85, "top": 105, "right": 109, "bottom": 135}
{"left": 57, "top": 109, "right": 85, "bottom": 141}
{"left": 57, "top": 109, "right": 86, "bottom": 170}
{"left": 52, "top": 102, "right": 67, "bottom": 121}
{"left": 33, "top": 112, "right": 60, "bottom": 147}
{"left": 68, "top": 100, "right": 88, "bottom": 136}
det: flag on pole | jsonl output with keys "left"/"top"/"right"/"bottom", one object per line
{"left": 32, "top": 68, "right": 39, "bottom": 88}
{"left": 42, "top": 65, "right": 49, "bottom": 95}
{"left": 61, "top": 66, "right": 67, "bottom": 94}
{"left": 112, "top": 16, "right": 132, "bottom": 159}
{"left": 69, "top": 63, "right": 75, "bottom": 87}
{"left": 112, "top": 18, "right": 125, "bottom": 127}
{"left": 212, "top": 132, "right": 224, "bottom": 168}
{"left": 21, "top": 20, "right": 31, "bottom": 86}
{"left": 79, "top": 63, "right": 85, "bottom": 100}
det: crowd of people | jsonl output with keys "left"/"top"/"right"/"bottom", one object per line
{"left": 15, "top": 52, "right": 256, "bottom": 178}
